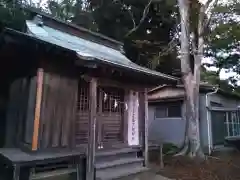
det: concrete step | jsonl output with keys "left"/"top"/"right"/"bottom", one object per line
{"left": 96, "top": 147, "right": 140, "bottom": 157}
{"left": 96, "top": 166, "right": 148, "bottom": 180}
{"left": 96, "top": 157, "right": 144, "bottom": 169}
{"left": 96, "top": 148, "right": 140, "bottom": 163}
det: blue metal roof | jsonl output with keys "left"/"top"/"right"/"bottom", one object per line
{"left": 26, "top": 20, "right": 178, "bottom": 81}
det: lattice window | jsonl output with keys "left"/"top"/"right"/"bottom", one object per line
{"left": 225, "top": 111, "right": 240, "bottom": 137}
{"left": 100, "top": 87, "right": 124, "bottom": 113}
{"left": 76, "top": 80, "right": 89, "bottom": 111}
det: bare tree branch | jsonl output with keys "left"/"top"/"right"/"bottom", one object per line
{"left": 125, "top": 0, "right": 153, "bottom": 37}
{"left": 203, "top": 0, "right": 219, "bottom": 33}
{"left": 203, "top": 0, "right": 213, "bottom": 10}
{"left": 126, "top": 6, "right": 136, "bottom": 29}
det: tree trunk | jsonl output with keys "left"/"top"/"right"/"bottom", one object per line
{"left": 175, "top": 99, "right": 189, "bottom": 156}
{"left": 177, "top": 0, "right": 205, "bottom": 159}
{"left": 180, "top": 73, "right": 204, "bottom": 158}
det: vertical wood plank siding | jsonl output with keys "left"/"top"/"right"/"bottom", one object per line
{"left": 5, "top": 78, "right": 32, "bottom": 147}
{"left": 32, "top": 69, "right": 44, "bottom": 151}
{"left": 39, "top": 72, "right": 78, "bottom": 149}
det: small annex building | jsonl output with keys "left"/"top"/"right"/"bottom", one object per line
{"left": 148, "top": 84, "right": 240, "bottom": 155}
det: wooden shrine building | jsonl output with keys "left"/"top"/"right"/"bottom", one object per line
{"left": 0, "top": 10, "right": 178, "bottom": 180}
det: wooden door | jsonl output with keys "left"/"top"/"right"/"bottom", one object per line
{"left": 97, "top": 86, "right": 125, "bottom": 149}
{"left": 75, "top": 82, "right": 126, "bottom": 149}
{"left": 75, "top": 80, "right": 90, "bottom": 146}
{"left": 211, "top": 111, "right": 226, "bottom": 145}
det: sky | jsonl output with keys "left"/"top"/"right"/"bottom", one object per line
{"left": 202, "top": 57, "right": 238, "bottom": 81}
{"left": 203, "top": 0, "right": 240, "bottom": 83}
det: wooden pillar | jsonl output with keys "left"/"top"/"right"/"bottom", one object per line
{"left": 13, "top": 164, "right": 20, "bottom": 180}
{"left": 32, "top": 68, "right": 44, "bottom": 151}
{"left": 143, "top": 88, "right": 149, "bottom": 166}
{"left": 86, "top": 77, "right": 97, "bottom": 180}
{"left": 123, "top": 89, "right": 129, "bottom": 144}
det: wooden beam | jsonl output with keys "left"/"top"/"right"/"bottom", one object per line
{"left": 82, "top": 74, "right": 143, "bottom": 90}
{"left": 86, "top": 77, "right": 97, "bottom": 180}
{"left": 209, "top": 107, "right": 240, "bottom": 112}
{"left": 143, "top": 88, "right": 149, "bottom": 166}
{"left": 32, "top": 68, "right": 44, "bottom": 151}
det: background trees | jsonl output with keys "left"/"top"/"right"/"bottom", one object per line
{"left": 0, "top": 0, "right": 239, "bottom": 157}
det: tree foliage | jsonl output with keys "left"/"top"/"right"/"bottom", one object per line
{"left": 0, "top": 0, "right": 240, "bottom": 159}
{"left": 0, "top": 0, "right": 181, "bottom": 76}
{"left": 0, "top": 0, "right": 239, "bottom": 81}
{"left": 205, "top": 1, "right": 240, "bottom": 77}
{"left": 0, "top": 1, "right": 29, "bottom": 31}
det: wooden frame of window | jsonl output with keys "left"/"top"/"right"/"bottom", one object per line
{"left": 154, "top": 101, "right": 182, "bottom": 118}
{"left": 225, "top": 111, "right": 240, "bottom": 137}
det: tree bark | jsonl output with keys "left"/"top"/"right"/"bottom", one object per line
{"left": 174, "top": 100, "right": 189, "bottom": 156}
{"left": 176, "top": 0, "right": 218, "bottom": 159}
{"left": 177, "top": 0, "right": 205, "bottom": 159}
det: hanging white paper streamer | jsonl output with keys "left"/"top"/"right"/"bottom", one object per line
{"left": 125, "top": 103, "right": 128, "bottom": 110}
{"left": 114, "top": 99, "right": 118, "bottom": 108}
{"left": 104, "top": 93, "right": 107, "bottom": 102}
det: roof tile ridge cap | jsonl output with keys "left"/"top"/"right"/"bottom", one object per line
{"left": 28, "top": 8, "right": 123, "bottom": 46}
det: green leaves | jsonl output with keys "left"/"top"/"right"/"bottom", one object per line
{"left": 0, "top": 4, "right": 29, "bottom": 31}
{"left": 203, "top": 1, "right": 240, "bottom": 89}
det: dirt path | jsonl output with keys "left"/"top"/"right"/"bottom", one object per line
{"left": 156, "top": 151, "right": 240, "bottom": 180}
{"left": 117, "top": 168, "right": 174, "bottom": 180}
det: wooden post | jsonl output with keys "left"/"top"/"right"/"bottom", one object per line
{"left": 86, "top": 77, "right": 97, "bottom": 180}
{"left": 231, "top": 112, "right": 234, "bottom": 136}
{"left": 123, "top": 89, "right": 129, "bottom": 144}
{"left": 143, "top": 88, "right": 149, "bottom": 166}
{"left": 13, "top": 164, "right": 20, "bottom": 180}
{"left": 32, "top": 68, "right": 44, "bottom": 151}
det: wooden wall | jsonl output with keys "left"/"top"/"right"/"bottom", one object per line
{"left": 5, "top": 76, "right": 35, "bottom": 148}
{"left": 38, "top": 71, "right": 78, "bottom": 149}
{"left": 4, "top": 71, "right": 148, "bottom": 152}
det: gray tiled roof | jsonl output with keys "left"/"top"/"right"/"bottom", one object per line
{"left": 26, "top": 20, "right": 178, "bottom": 81}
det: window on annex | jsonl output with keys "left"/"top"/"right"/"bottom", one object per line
{"left": 226, "top": 111, "right": 240, "bottom": 137}
{"left": 155, "top": 101, "right": 182, "bottom": 118}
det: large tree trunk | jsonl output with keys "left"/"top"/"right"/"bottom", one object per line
{"left": 177, "top": 0, "right": 205, "bottom": 158}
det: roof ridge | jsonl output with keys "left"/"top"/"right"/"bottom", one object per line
{"left": 26, "top": 7, "right": 124, "bottom": 46}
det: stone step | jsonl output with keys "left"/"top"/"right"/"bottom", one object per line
{"left": 96, "top": 147, "right": 140, "bottom": 157}
{"left": 96, "top": 166, "right": 148, "bottom": 180}
{"left": 96, "top": 147, "right": 140, "bottom": 163}
{"left": 96, "top": 157, "right": 144, "bottom": 169}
